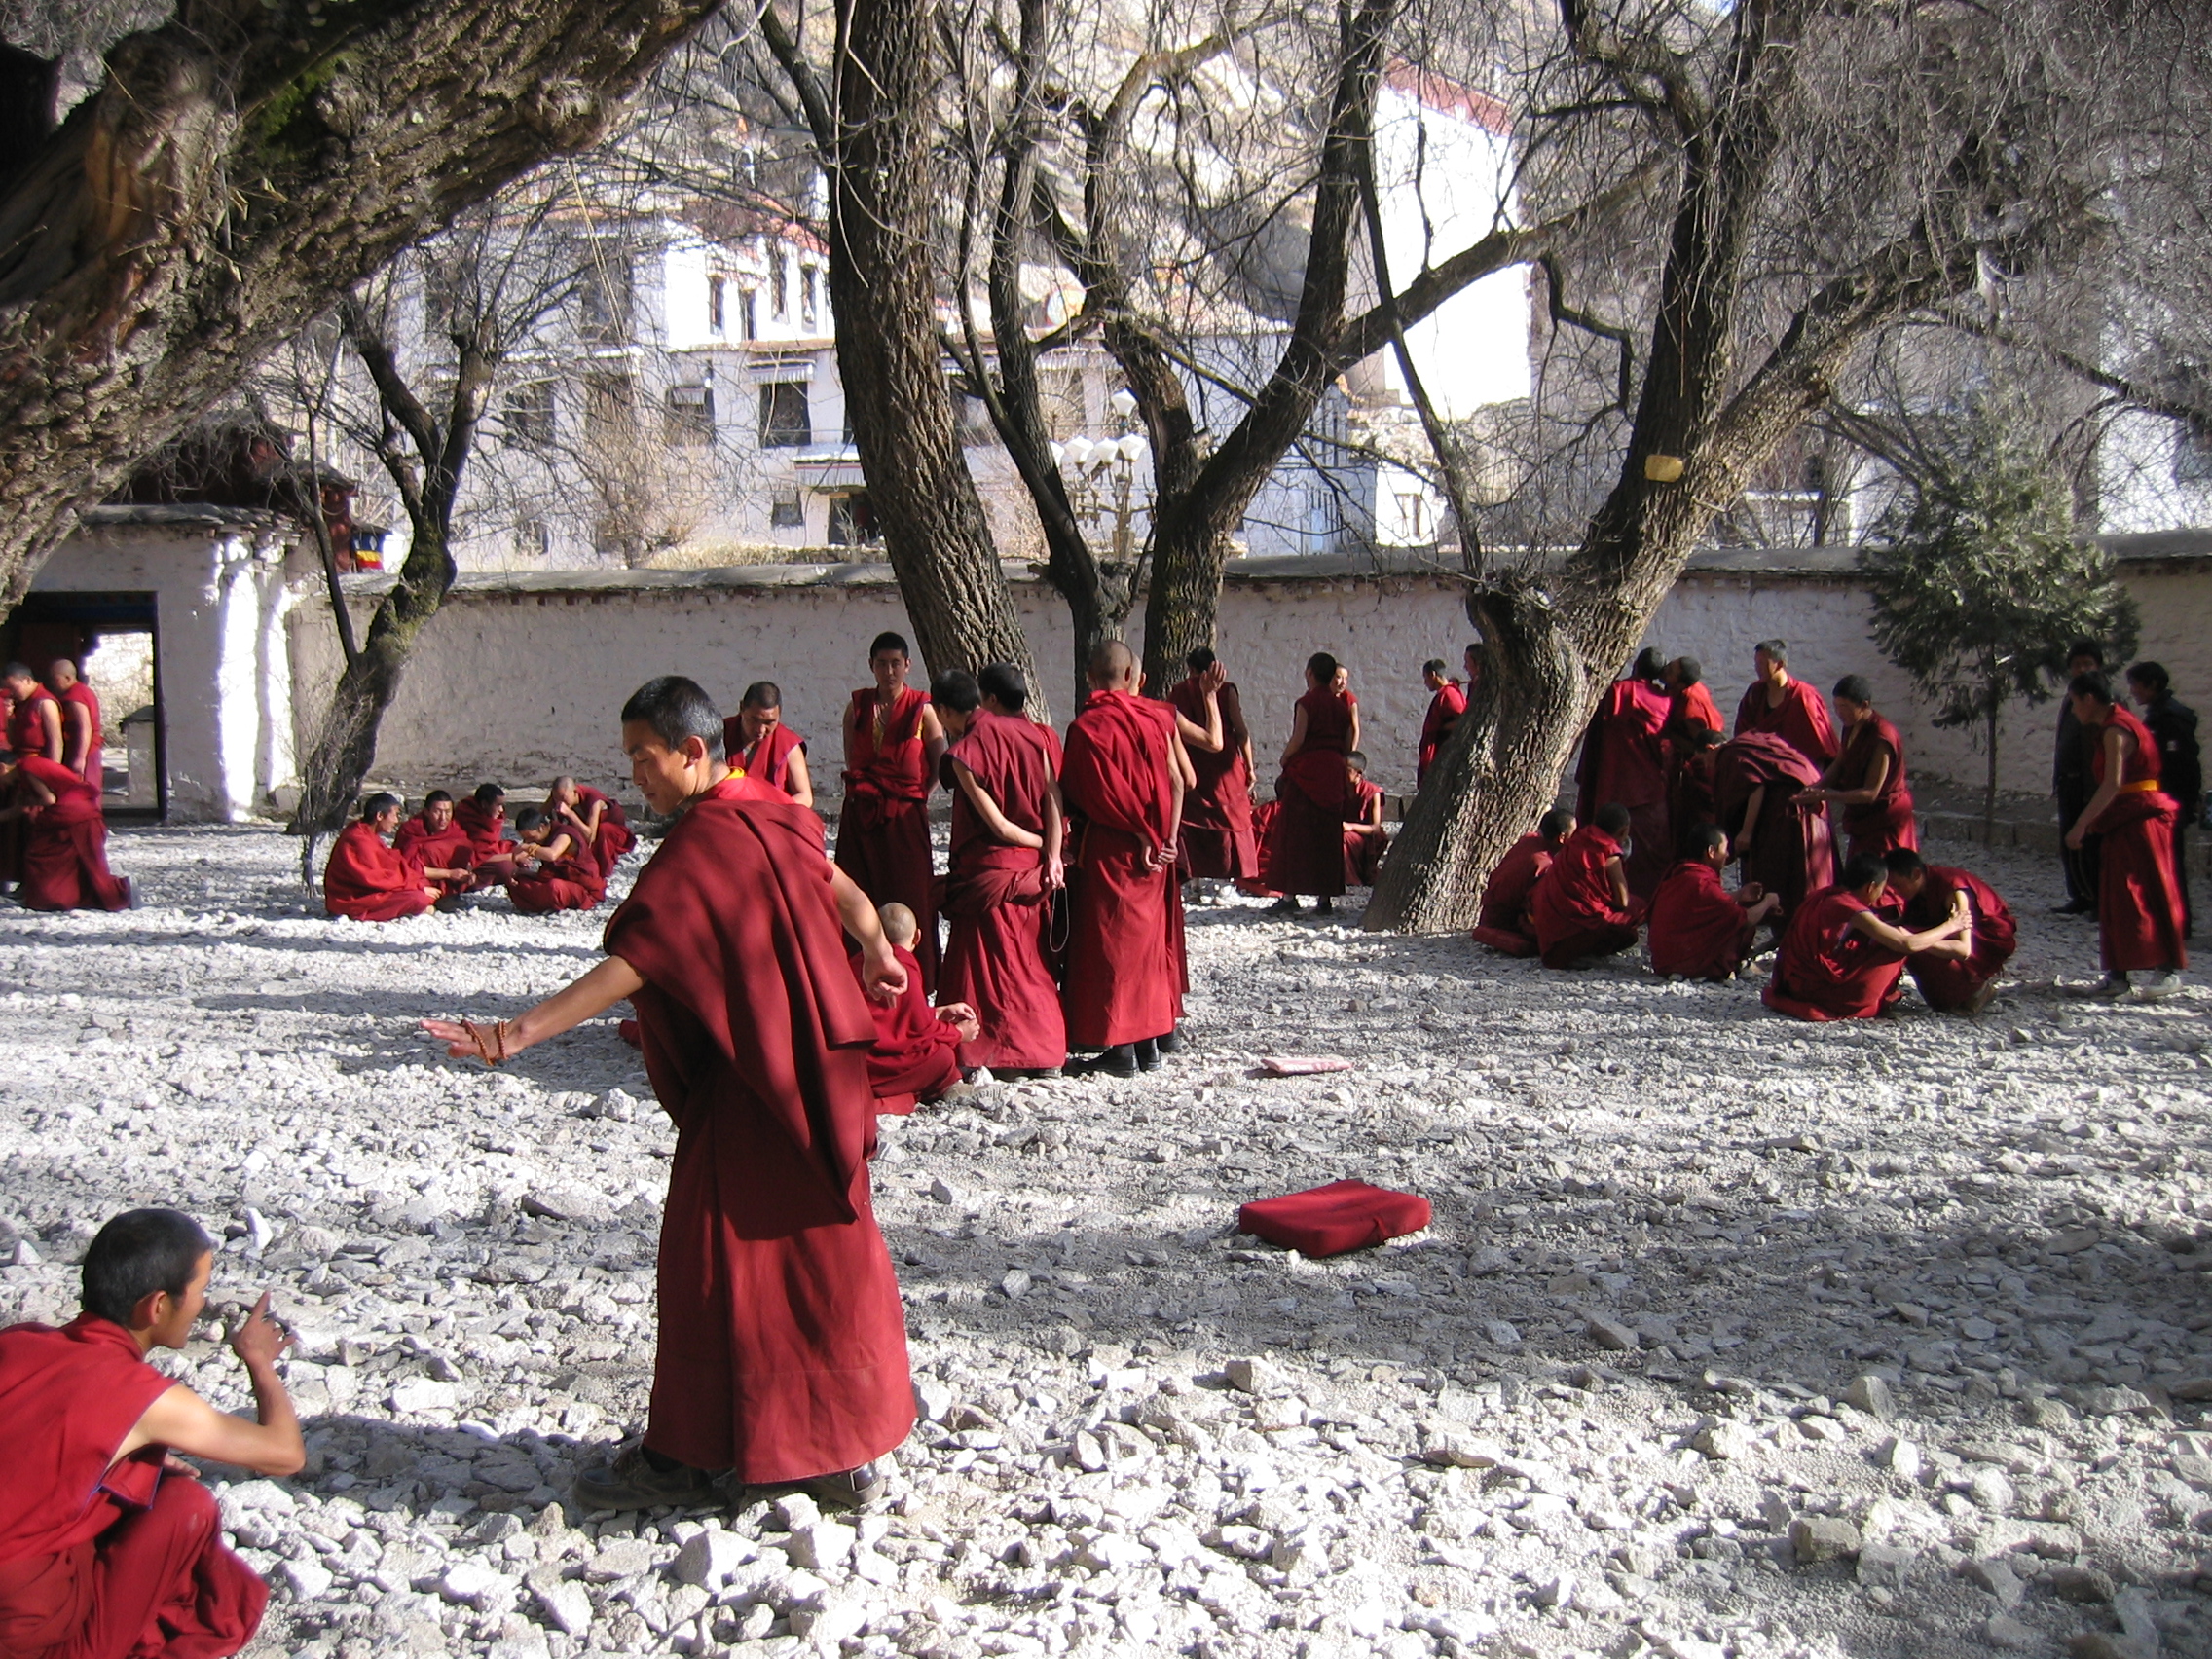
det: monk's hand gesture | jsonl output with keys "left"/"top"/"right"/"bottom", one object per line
{"left": 231, "top": 1292, "right": 294, "bottom": 1371}
{"left": 1201, "top": 662, "right": 1228, "bottom": 695}
{"left": 937, "top": 1001, "right": 982, "bottom": 1043}
{"left": 1044, "top": 851, "right": 1065, "bottom": 891}
{"left": 860, "top": 941, "right": 907, "bottom": 1006}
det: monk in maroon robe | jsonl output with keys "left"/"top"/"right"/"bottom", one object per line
{"left": 1169, "top": 650, "right": 1254, "bottom": 884}
{"left": 1341, "top": 753, "right": 1388, "bottom": 886}
{"left": 1530, "top": 805, "right": 1646, "bottom": 968}
{"left": 1266, "top": 651, "right": 1358, "bottom": 912}
{"left": 1417, "top": 659, "right": 1466, "bottom": 787}
{"left": 856, "top": 907, "right": 977, "bottom": 1111}
{"left": 2064, "top": 671, "right": 2187, "bottom": 998}
{"left": 0, "top": 1208, "right": 305, "bottom": 1659}
{"left": 838, "top": 631, "right": 946, "bottom": 989}
{"left": 1575, "top": 648, "right": 1674, "bottom": 899}
{"left": 1886, "top": 850, "right": 2013, "bottom": 1013}
{"left": 1714, "top": 731, "right": 1835, "bottom": 920}
{"left": 394, "top": 791, "right": 475, "bottom": 903}
{"left": 724, "top": 681, "right": 814, "bottom": 808}
{"left": 1733, "top": 639, "right": 1838, "bottom": 766}
{"left": 1061, "top": 641, "right": 1187, "bottom": 1077}
{"left": 426, "top": 676, "right": 913, "bottom": 1511}
{"left": 1669, "top": 723, "right": 1723, "bottom": 855}
{"left": 50, "top": 659, "right": 103, "bottom": 790}
{"left": 1797, "top": 676, "right": 1917, "bottom": 861}
{"left": 1667, "top": 655, "right": 1723, "bottom": 737}
{"left": 1764, "top": 853, "right": 1969, "bottom": 1020}
{"left": 547, "top": 777, "right": 636, "bottom": 877}
{"left": 933, "top": 665, "right": 1067, "bottom": 1076}
{"left": 2, "top": 662, "right": 64, "bottom": 763}
{"left": 1472, "top": 809, "right": 1573, "bottom": 957}
{"left": 1647, "top": 826, "right": 1781, "bottom": 980}
{"left": 508, "top": 808, "right": 608, "bottom": 913}
{"left": 323, "top": 794, "right": 438, "bottom": 921}
{"left": 1, "top": 756, "right": 132, "bottom": 910}
{"left": 455, "top": 783, "right": 517, "bottom": 888}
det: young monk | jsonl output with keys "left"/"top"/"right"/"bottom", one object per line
{"left": 934, "top": 665, "right": 1068, "bottom": 1077}
{"left": 546, "top": 776, "right": 636, "bottom": 877}
{"left": 2064, "top": 670, "right": 2188, "bottom": 999}
{"left": 1061, "top": 640, "right": 1187, "bottom": 1078}
{"left": 1574, "top": 648, "right": 1674, "bottom": 899}
{"left": 724, "top": 682, "right": 814, "bottom": 809}
{"left": 838, "top": 631, "right": 947, "bottom": 989}
{"left": 1885, "top": 848, "right": 2014, "bottom": 1014}
{"left": 1471, "top": 808, "right": 1573, "bottom": 958}
{"left": 1168, "top": 651, "right": 1253, "bottom": 887}
{"left": 1417, "top": 658, "right": 1466, "bottom": 788}
{"left": 1796, "top": 675, "right": 1917, "bottom": 861}
{"left": 426, "top": 676, "right": 912, "bottom": 1512}
{"left": 2, "top": 661, "right": 63, "bottom": 763}
{"left": 0, "top": 754, "right": 133, "bottom": 910}
{"left": 393, "top": 791, "right": 475, "bottom": 904}
{"left": 49, "top": 658, "right": 103, "bottom": 790}
{"left": 1341, "top": 751, "right": 1388, "bottom": 886}
{"left": 1762, "top": 852, "right": 1970, "bottom": 1021}
{"left": 508, "top": 808, "right": 608, "bottom": 913}
{"left": 1266, "top": 651, "right": 1359, "bottom": 914}
{"left": 1647, "top": 825, "right": 1782, "bottom": 980}
{"left": 856, "top": 903, "right": 979, "bottom": 1111}
{"left": 1733, "top": 639, "right": 1838, "bottom": 766}
{"left": 1666, "top": 655, "right": 1723, "bottom": 737}
{"left": 1714, "top": 730, "right": 1834, "bottom": 920}
{"left": 455, "top": 783, "right": 517, "bottom": 888}
{"left": 0, "top": 1208, "right": 303, "bottom": 1658}
{"left": 323, "top": 793, "right": 439, "bottom": 921}
{"left": 1530, "top": 802, "right": 1646, "bottom": 969}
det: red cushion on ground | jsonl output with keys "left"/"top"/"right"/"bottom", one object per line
{"left": 1236, "top": 1180, "right": 1431, "bottom": 1257}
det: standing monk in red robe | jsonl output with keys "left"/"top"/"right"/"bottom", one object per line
{"left": 2064, "top": 671, "right": 2187, "bottom": 1000}
{"left": 1666, "top": 655, "right": 1723, "bottom": 737}
{"left": 856, "top": 903, "right": 978, "bottom": 1111}
{"left": 1061, "top": 641, "right": 1187, "bottom": 1078}
{"left": 1168, "top": 651, "right": 1253, "bottom": 886}
{"left": 427, "top": 676, "right": 913, "bottom": 1511}
{"left": 49, "top": 658, "right": 103, "bottom": 791}
{"left": 455, "top": 783, "right": 517, "bottom": 889}
{"left": 2, "top": 662, "right": 64, "bottom": 763}
{"left": 1714, "top": 731, "right": 1835, "bottom": 920}
{"left": 933, "top": 665, "right": 1068, "bottom": 1077}
{"left": 547, "top": 777, "right": 635, "bottom": 878}
{"left": 725, "top": 681, "right": 815, "bottom": 809}
{"left": 1575, "top": 648, "right": 1675, "bottom": 899}
{"left": 1, "top": 756, "right": 134, "bottom": 910}
{"left": 1472, "top": 809, "right": 1573, "bottom": 957}
{"left": 1530, "top": 804, "right": 1645, "bottom": 968}
{"left": 1341, "top": 752, "right": 1388, "bottom": 886}
{"left": 838, "top": 632, "right": 947, "bottom": 989}
{"left": 1797, "top": 676, "right": 1917, "bottom": 861}
{"left": 1265, "top": 652, "right": 1358, "bottom": 914}
{"left": 324, "top": 793, "right": 439, "bottom": 921}
{"left": 1763, "top": 853, "right": 1968, "bottom": 1020}
{"left": 1885, "top": 849, "right": 2013, "bottom": 1014}
{"left": 0, "top": 1208, "right": 304, "bottom": 1659}
{"left": 394, "top": 791, "right": 475, "bottom": 903}
{"left": 1647, "top": 826, "right": 1781, "bottom": 980}
{"left": 508, "top": 809, "right": 608, "bottom": 913}
{"left": 1417, "top": 658, "right": 1466, "bottom": 788}
{"left": 1733, "top": 639, "right": 1838, "bottom": 766}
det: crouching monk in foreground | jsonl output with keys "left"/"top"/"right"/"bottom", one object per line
{"left": 1763, "top": 852, "right": 1971, "bottom": 1021}
{"left": 0, "top": 1208, "right": 303, "bottom": 1658}
{"left": 426, "top": 677, "right": 913, "bottom": 1511}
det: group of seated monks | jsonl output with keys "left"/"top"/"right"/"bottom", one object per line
{"left": 322, "top": 778, "right": 635, "bottom": 921}
{"left": 0, "top": 658, "right": 133, "bottom": 912}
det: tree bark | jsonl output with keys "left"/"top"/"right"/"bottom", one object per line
{"left": 0, "top": 0, "right": 720, "bottom": 609}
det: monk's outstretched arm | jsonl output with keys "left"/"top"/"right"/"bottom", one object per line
{"left": 1735, "top": 785, "right": 1765, "bottom": 854}
{"left": 785, "top": 747, "right": 815, "bottom": 809}
{"left": 1043, "top": 780, "right": 1065, "bottom": 886}
{"left": 125, "top": 1293, "right": 305, "bottom": 1476}
{"left": 830, "top": 865, "right": 908, "bottom": 1003}
{"left": 1846, "top": 907, "right": 1966, "bottom": 955}
{"left": 424, "top": 954, "right": 648, "bottom": 1062}
{"left": 1801, "top": 749, "right": 1888, "bottom": 807}
{"left": 949, "top": 757, "right": 1042, "bottom": 849}
{"left": 2067, "top": 725, "right": 2129, "bottom": 848}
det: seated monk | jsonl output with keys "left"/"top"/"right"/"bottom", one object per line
{"left": 1530, "top": 803, "right": 1647, "bottom": 969}
{"left": 1341, "top": 751, "right": 1389, "bottom": 886}
{"left": 324, "top": 793, "right": 439, "bottom": 921}
{"left": 1472, "top": 808, "right": 1573, "bottom": 957}
{"left": 546, "top": 776, "right": 636, "bottom": 877}
{"left": 0, "top": 755, "right": 133, "bottom": 911}
{"left": 723, "top": 681, "right": 814, "bottom": 809}
{"left": 392, "top": 790, "right": 474, "bottom": 906}
{"left": 455, "top": 783, "right": 517, "bottom": 888}
{"left": 0, "top": 1208, "right": 304, "bottom": 1659}
{"left": 1886, "top": 848, "right": 2015, "bottom": 1014}
{"left": 854, "top": 903, "right": 980, "bottom": 1112}
{"left": 507, "top": 808, "right": 608, "bottom": 913}
{"left": 1762, "top": 852, "right": 1970, "bottom": 1021}
{"left": 1647, "top": 826, "right": 1782, "bottom": 980}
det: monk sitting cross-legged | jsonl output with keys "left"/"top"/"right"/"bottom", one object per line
{"left": 0, "top": 755, "right": 134, "bottom": 911}
{"left": 425, "top": 676, "right": 914, "bottom": 1514}
{"left": 1341, "top": 751, "right": 1389, "bottom": 887}
{"left": 393, "top": 791, "right": 475, "bottom": 906}
{"left": 838, "top": 632, "right": 948, "bottom": 990}
{"left": 1472, "top": 808, "right": 1573, "bottom": 958}
{"left": 1762, "top": 852, "right": 1971, "bottom": 1021}
{"left": 545, "top": 776, "right": 636, "bottom": 878}
{"left": 1885, "top": 849, "right": 2015, "bottom": 1014}
{"left": 856, "top": 903, "right": 979, "bottom": 1112}
{"left": 324, "top": 793, "right": 439, "bottom": 922}
{"left": 1647, "top": 825, "right": 1782, "bottom": 981}
{"left": 0, "top": 1208, "right": 305, "bottom": 1659}
{"left": 724, "top": 681, "right": 814, "bottom": 810}
{"left": 454, "top": 783, "right": 517, "bottom": 889}
{"left": 507, "top": 808, "right": 608, "bottom": 914}
{"left": 1530, "top": 803, "right": 1647, "bottom": 969}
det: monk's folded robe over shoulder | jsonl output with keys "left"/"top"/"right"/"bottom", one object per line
{"left": 1575, "top": 676, "right": 1673, "bottom": 899}
{"left": 1903, "top": 866, "right": 2016, "bottom": 1011}
{"left": 0, "top": 1313, "right": 267, "bottom": 1659}
{"left": 1060, "top": 689, "right": 1183, "bottom": 1049}
{"left": 323, "top": 821, "right": 433, "bottom": 922}
{"left": 1762, "top": 884, "right": 1906, "bottom": 1021}
{"left": 852, "top": 941, "right": 963, "bottom": 1113}
{"left": 1647, "top": 858, "right": 1752, "bottom": 980}
{"left": 14, "top": 756, "right": 129, "bottom": 912}
{"left": 1734, "top": 676, "right": 1838, "bottom": 766}
{"left": 1530, "top": 824, "right": 1643, "bottom": 968}
{"left": 1471, "top": 832, "right": 1550, "bottom": 957}
{"left": 1714, "top": 732, "right": 1834, "bottom": 919}
{"left": 605, "top": 776, "right": 913, "bottom": 1481}
{"left": 837, "top": 685, "right": 939, "bottom": 988}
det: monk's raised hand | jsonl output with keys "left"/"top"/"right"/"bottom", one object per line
{"left": 231, "top": 1291, "right": 294, "bottom": 1369}
{"left": 1202, "top": 662, "right": 1229, "bottom": 694}
{"left": 860, "top": 946, "right": 908, "bottom": 1007}
{"left": 421, "top": 1017, "right": 483, "bottom": 1059}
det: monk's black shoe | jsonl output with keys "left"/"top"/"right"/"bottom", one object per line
{"left": 1155, "top": 1026, "right": 1187, "bottom": 1055}
{"left": 572, "top": 1440, "right": 721, "bottom": 1511}
{"left": 1071, "top": 1046, "right": 1138, "bottom": 1078}
{"left": 760, "top": 1461, "right": 888, "bottom": 1513}
{"left": 1134, "top": 1038, "right": 1162, "bottom": 1072}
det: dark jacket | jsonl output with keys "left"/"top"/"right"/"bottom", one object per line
{"left": 2054, "top": 700, "right": 2099, "bottom": 799}
{"left": 2141, "top": 693, "right": 2202, "bottom": 816}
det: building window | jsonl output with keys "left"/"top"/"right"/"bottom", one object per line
{"left": 503, "top": 381, "right": 555, "bottom": 447}
{"left": 828, "top": 491, "right": 879, "bottom": 546}
{"left": 514, "top": 518, "right": 551, "bottom": 559}
{"left": 709, "top": 276, "right": 726, "bottom": 334}
{"left": 579, "top": 259, "right": 633, "bottom": 345}
{"left": 584, "top": 372, "right": 636, "bottom": 441}
{"left": 772, "top": 256, "right": 791, "bottom": 322}
{"left": 759, "top": 382, "right": 810, "bottom": 447}
{"left": 802, "top": 267, "right": 820, "bottom": 333}
{"left": 2177, "top": 421, "right": 2212, "bottom": 485}
{"left": 740, "top": 288, "right": 757, "bottom": 342}
{"left": 664, "top": 384, "right": 715, "bottom": 447}
{"left": 770, "top": 495, "right": 806, "bottom": 530}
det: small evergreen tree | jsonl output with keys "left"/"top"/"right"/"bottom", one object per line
{"left": 1860, "top": 410, "right": 2138, "bottom": 836}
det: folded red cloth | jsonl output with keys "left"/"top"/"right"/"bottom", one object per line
{"left": 1237, "top": 1180, "right": 1431, "bottom": 1257}
{"left": 617, "top": 1017, "right": 643, "bottom": 1050}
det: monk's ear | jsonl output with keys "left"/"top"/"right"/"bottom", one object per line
{"left": 129, "top": 1286, "right": 170, "bottom": 1332}
{"left": 679, "top": 735, "right": 710, "bottom": 766}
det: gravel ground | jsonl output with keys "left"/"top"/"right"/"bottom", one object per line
{"left": 2, "top": 824, "right": 2210, "bottom": 1659}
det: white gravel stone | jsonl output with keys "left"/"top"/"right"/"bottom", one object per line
{"left": 673, "top": 1528, "right": 751, "bottom": 1588}
{"left": 276, "top": 1557, "right": 333, "bottom": 1601}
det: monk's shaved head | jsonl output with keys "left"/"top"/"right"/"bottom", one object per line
{"left": 1088, "top": 639, "right": 1137, "bottom": 689}
{"left": 1537, "top": 807, "right": 1575, "bottom": 842}
{"left": 1, "top": 661, "right": 34, "bottom": 689}
{"left": 878, "top": 902, "right": 918, "bottom": 946}
{"left": 1595, "top": 802, "right": 1633, "bottom": 837}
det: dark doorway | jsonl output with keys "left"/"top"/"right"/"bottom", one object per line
{"left": 2, "top": 593, "right": 163, "bottom": 820}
